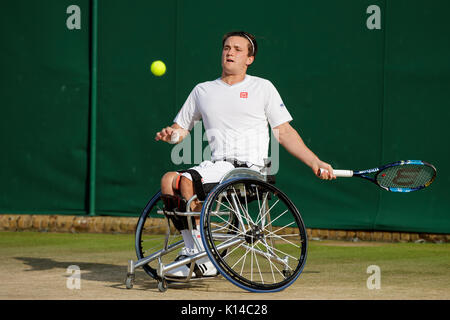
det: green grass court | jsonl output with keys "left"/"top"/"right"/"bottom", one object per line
{"left": 0, "top": 231, "right": 448, "bottom": 300}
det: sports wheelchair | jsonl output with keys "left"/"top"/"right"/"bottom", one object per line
{"left": 125, "top": 161, "right": 308, "bottom": 293}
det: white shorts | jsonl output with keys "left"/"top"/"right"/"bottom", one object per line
{"left": 180, "top": 160, "right": 262, "bottom": 184}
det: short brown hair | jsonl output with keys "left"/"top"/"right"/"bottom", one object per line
{"left": 222, "top": 31, "right": 258, "bottom": 57}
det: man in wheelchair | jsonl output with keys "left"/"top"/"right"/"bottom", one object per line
{"left": 155, "top": 31, "right": 336, "bottom": 278}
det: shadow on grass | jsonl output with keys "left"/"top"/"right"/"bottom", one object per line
{"left": 16, "top": 256, "right": 130, "bottom": 283}
{"left": 15, "top": 256, "right": 319, "bottom": 293}
{"left": 14, "top": 257, "right": 221, "bottom": 292}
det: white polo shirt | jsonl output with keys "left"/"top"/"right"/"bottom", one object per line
{"left": 174, "top": 74, "right": 293, "bottom": 167}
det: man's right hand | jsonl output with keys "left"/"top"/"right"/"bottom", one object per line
{"left": 155, "top": 126, "right": 175, "bottom": 143}
{"left": 155, "top": 125, "right": 187, "bottom": 144}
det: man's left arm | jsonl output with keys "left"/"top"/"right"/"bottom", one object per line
{"left": 273, "top": 122, "right": 336, "bottom": 180}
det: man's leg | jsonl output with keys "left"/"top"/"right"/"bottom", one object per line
{"left": 161, "top": 172, "right": 200, "bottom": 249}
{"left": 178, "top": 176, "right": 203, "bottom": 252}
{"left": 161, "top": 171, "right": 179, "bottom": 195}
{"left": 160, "top": 171, "right": 191, "bottom": 234}
{"left": 179, "top": 176, "right": 202, "bottom": 223}
{"left": 165, "top": 175, "right": 217, "bottom": 277}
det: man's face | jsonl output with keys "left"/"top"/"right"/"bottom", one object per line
{"left": 221, "top": 36, "right": 254, "bottom": 75}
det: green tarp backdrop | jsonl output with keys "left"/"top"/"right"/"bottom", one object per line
{"left": 1, "top": 0, "right": 449, "bottom": 233}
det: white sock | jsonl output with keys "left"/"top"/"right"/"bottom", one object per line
{"left": 193, "top": 227, "right": 210, "bottom": 258}
{"left": 181, "top": 230, "right": 194, "bottom": 250}
{"left": 191, "top": 228, "right": 203, "bottom": 249}
{"left": 192, "top": 227, "right": 212, "bottom": 265}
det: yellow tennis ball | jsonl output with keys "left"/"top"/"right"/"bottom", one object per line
{"left": 151, "top": 60, "right": 166, "bottom": 76}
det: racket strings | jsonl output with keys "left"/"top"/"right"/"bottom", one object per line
{"left": 376, "top": 164, "right": 435, "bottom": 188}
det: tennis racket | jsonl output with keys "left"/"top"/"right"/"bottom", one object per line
{"left": 320, "top": 160, "right": 436, "bottom": 192}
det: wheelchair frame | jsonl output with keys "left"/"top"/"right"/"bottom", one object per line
{"left": 125, "top": 166, "right": 308, "bottom": 293}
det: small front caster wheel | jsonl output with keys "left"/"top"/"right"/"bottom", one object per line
{"left": 158, "top": 279, "right": 168, "bottom": 292}
{"left": 125, "top": 274, "right": 134, "bottom": 289}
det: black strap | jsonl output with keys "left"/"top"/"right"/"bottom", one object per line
{"left": 215, "top": 158, "right": 250, "bottom": 168}
{"left": 181, "top": 169, "right": 207, "bottom": 201}
{"left": 160, "top": 194, "right": 186, "bottom": 212}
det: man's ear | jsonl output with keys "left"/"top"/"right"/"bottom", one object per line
{"left": 246, "top": 55, "right": 255, "bottom": 66}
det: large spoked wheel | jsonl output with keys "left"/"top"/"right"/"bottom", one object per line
{"left": 135, "top": 190, "right": 184, "bottom": 281}
{"left": 200, "top": 178, "right": 308, "bottom": 292}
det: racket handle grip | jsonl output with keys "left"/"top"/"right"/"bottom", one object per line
{"left": 333, "top": 169, "right": 354, "bottom": 177}
{"left": 319, "top": 168, "right": 354, "bottom": 177}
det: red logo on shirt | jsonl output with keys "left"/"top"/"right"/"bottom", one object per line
{"left": 240, "top": 92, "right": 248, "bottom": 98}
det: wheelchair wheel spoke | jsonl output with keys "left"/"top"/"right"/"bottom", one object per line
{"left": 255, "top": 198, "right": 279, "bottom": 227}
{"left": 255, "top": 191, "right": 269, "bottom": 227}
{"left": 221, "top": 195, "right": 250, "bottom": 232}
{"left": 210, "top": 223, "right": 242, "bottom": 238}
{"left": 250, "top": 242, "right": 254, "bottom": 282}
{"left": 258, "top": 239, "right": 299, "bottom": 263}
{"left": 265, "top": 253, "right": 285, "bottom": 279}
{"left": 265, "top": 232, "right": 302, "bottom": 248}
{"left": 222, "top": 239, "right": 247, "bottom": 262}
{"left": 267, "top": 220, "right": 295, "bottom": 235}
{"left": 212, "top": 199, "right": 240, "bottom": 226}
{"left": 252, "top": 243, "right": 264, "bottom": 284}
{"left": 232, "top": 186, "right": 254, "bottom": 226}
{"left": 255, "top": 186, "right": 261, "bottom": 218}
{"left": 257, "top": 244, "right": 295, "bottom": 276}
{"left": 263, "top": 208, "right": 288, "bottom": 227}
{"left": 243, "top": 184, "right": 249, "bottom": 219}
{"left": 209, "top": 222, "right": 230, "bottom": 233}
{"left": 239, "top": 245, "right": 251, "bottom": 276}
{"left": 255, "top": 242, "right": 278, "bottom": 282}
{"left": 227, "top": 242, "right": 249, "bottom": 270}
{"left": 216, "top": 198, "right": 239, "bottom": 218}
{"left": 210, "top": 212, "right": 242, "bottom": 235}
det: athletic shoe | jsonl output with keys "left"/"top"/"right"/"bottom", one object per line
{"left": 165, "top": 247, "right": 217, "bottom": 278}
